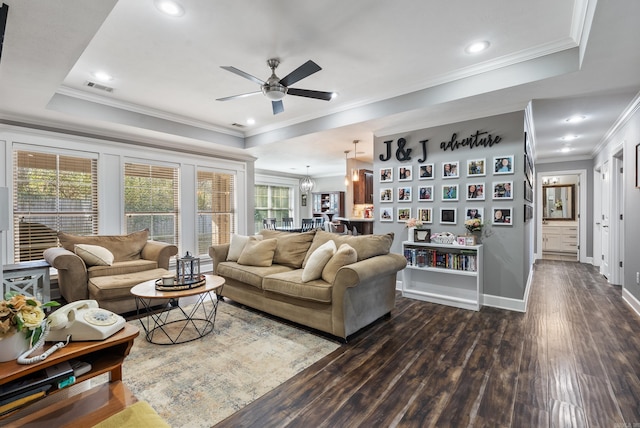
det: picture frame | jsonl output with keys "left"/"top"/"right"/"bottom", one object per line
{"left": 524, "top": 153, "right": 533, "bottom": 186}
{"left": 492, "top": 207, "right": 513, "bottom": 225}
{"left": 524, "top": 180, "right": 533, "bottom": 203}
{"left": 398, "top": 166, "right": 413, "bottom": 181}
{"left": 379, "top": 187, "right": 393, "bottom": 202}
{"left": 397, "top": 207, "right": 411, "bottom": 222}
{"left": 417, "top": 207, "right": 432, "bottom": 224}
{"left": 442, "top": 161, "right": 459, "bottom": 179}
{"left": 380, "top": 167, "right": 393, "bottom": 183}
{"left": 466, "top": 183, "right": 485, "bottom": 200}
{"left": 456, "top": 236, "right": 467, "bottom": 246}
{"left": 380, "top": 207, "right": 393, "bottom": 222}
{"left": 419, "top": 163, "right": 435, "bottom": 180}
{"left": 440, "top": 208, "right": 457, "bottom": 224}
{"left": 441, "top": 184, "right": 458, "bottom": 201}
{"left": 636, "top": 143, "right": 640, "bottom": 188}
{"left": 493, "top": 155, "right": 514, "bottom": 175}
{"left": 493, "top": 181, "right": 513, "bottom": 200}
{"left": 414, "top": 228, "right": 431, "bottom": 242}
{"left": 467, "top": 158, "right": 486, "bottom": 177}
{"left": 301, "top": 193, "right": 307, "bottom": 207}
{"left": 418, "top": 185, "right": 434, "bottom": 201}
{"left": 465, "top": 236, "right": 477, "bottom": 246}
{"left": 465, "top": 207, "right": 484, "bottom": 222}
{"left": 524, "top": 204, "right": 534, "bottom": 222}
{"left": 398, "top": 186, "right": 412, "bottom": 202}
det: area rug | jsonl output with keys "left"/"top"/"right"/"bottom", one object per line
{"left": 121, "top": 301, "right": 340, "bottom": 427}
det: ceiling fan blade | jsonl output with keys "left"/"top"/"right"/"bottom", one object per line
{"left": 287, "top": 88, "right": 334, "bottom": 101}
{"left": 220, "top": 66, "right": 265, "bottom": 85}
{"left": 279, "top": 60, "right": 321, "bottom": 87}
{"left": 272, "top": 100, "right": 284, "bottom": 115}
{"left": 216, "top": 91, "right": 262, "bottom": 101}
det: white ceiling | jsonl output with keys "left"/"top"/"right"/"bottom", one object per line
{"left": 0, "top": 0, "right": 639, "bottom": 178}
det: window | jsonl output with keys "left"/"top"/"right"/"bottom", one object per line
{"left": 124, "top": 162, "right": 179, "bottom": 245}
{"left": 13, "top": 150, "right": 98, "bottom": 262}
{"left": 197, "top": 170, "right": 235, "bottom": 255}
{"left": 254, "top": 184, "right": 292, "bottom": 230}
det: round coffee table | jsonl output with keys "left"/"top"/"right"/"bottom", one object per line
{"left": 130, "top": 274, "right": 225, "bottom": 345}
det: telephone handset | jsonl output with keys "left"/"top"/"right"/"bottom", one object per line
{"left": 46, "top": 300, "right": 126, "bottom": 342}
{"left": 17, "top": 300, "right": 126, "bottom": 365}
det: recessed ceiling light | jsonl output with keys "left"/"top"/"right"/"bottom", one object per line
{"left": 246, "top": 118, "right": 255, "bottom": 125}
{"left": 465, "top": 41, "right": 490, "bottom": 54}
{"left": 91, "top": 71, "right": 113, "bottom": 82}
{"left": 565, "top": 115, "right": 586, "bottom": 123}
{"left": 561, "top": 135, "right": 578, "bottom": 141}
{"left": 154, "top": 0, "right": 185, "bottom": 17}
{"left": 561, "top": 147, "right": 572, "bottom": 153}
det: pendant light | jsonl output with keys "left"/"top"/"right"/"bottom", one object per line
{"left": 299, "top": 165, "right": 315, "bottom": 193}
{"left": 352, "top": 140, "right": 360, "bottom": 182}
{"left": 344, "top": 150, "right": 350, "bottom": 186}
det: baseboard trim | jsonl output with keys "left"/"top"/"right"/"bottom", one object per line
{"left": 622, "top": 287, "right": 640, "bottom": 317}
{"left": 482, "top": 293, "right": 527, "bottom": 312}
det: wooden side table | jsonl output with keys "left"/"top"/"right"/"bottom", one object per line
{"left": 2, "top": 261, "right": 51, "bottom": 302}
{"left": 131, "top": 274, "right": 225, "bottom": 345}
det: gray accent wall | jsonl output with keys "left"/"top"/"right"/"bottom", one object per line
{"left": 374, "top": 111, "right": 532, "bottom": 301}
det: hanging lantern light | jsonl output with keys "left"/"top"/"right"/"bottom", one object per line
{"left": 299, "top": 165, "right": 315, "bottom": 193}
{"left": 344, "top": 150, "right": 350, "bottom": 186}
{"left": 352, "top": 140, "right": 360, "bottom": 182}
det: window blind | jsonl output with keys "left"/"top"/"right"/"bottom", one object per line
{"left": 124, "top": 162, "right": 179, "bottom": 245}
{"left": 13, "top": 150, "right": 98, "bottom": 262}
{"left": 197, "top": 170, "right": 235, "bottom": 255}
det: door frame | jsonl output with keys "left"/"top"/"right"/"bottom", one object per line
{"left": 610, "top": 149, "right": 624, "bottom": 285}
{"left": 536, "top": 168, "right": 588, "bottom": 263}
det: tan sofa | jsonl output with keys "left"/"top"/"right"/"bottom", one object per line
{"left": 43, "top": 229, "right": 178, "bottom": 314}
{"left": 209, "top": 229, "right": 407, "bottom": 340}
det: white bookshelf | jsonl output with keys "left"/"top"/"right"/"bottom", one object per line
{"left": 402, "top": 241, "right": 483, "bottom": 311}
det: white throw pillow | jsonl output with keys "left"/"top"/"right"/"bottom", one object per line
{"left": 301, "top": 240, "right": 336, "bottom": 282}
{"left": 74, "top": 244, "right": 114, "bottom": 266}
{"left": 227, "top": 234, "right": 263, "bottom": 262}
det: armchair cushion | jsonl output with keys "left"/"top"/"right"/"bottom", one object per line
{"left": 58, "top": 229, "right": 149, "bottom": 262}
{"left": 74, "top": 244, "right": 114, "bottom": 266}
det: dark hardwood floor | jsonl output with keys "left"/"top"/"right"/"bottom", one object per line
{"left": 215, "top": 261, "right": 640, "bottom": 427}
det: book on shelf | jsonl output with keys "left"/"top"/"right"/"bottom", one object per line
{"left": 0, "top": 361, "right": 74, "bottom": 404}
{"left": 404, "top": 245, "right": 478, "bottom": 272}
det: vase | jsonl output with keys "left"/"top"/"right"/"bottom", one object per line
{"left": 0, "top": 330, "right": 31, "bottom": 362}
{"left": 472, "top": 231, "right": 482, "bottom": 244}
{"left": 408, "top": 227, "right": 415, "bottom": 242}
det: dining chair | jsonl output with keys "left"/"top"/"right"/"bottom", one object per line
{"left": 281, "top": 217, "right": 294, "bottom": 229}
{"left": 301, "top": 218, "right": 315, "bottom": 232}
{"left": 313, "top": 217, "right": 325, "bottom": 229}
{"left": 263, "top": 218, "right": 277, "bottom": 230}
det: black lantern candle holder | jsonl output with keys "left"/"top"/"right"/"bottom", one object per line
{"left": 176, "top": 251, "right": 202, "bottom": 286}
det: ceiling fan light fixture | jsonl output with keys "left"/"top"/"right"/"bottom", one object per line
{"left": 262, "top": 84, "right": 287, "bottom": 100}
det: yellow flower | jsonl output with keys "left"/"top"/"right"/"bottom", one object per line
{"left": 19, "top": 306, "right": 46, "bottom": 329}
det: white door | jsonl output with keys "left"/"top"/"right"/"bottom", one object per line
{"left": 601, "top": 161, "right": 610, "bottom": 279}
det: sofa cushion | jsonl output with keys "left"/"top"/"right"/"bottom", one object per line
{"left": 272, "top": 230, "right": 316, "bottom": 268}
{"left": 227, "top": 234, "right": 263, "bottom": 262}
{"left": 301, "top": 240, "right": 336, "bottom": 282}
{"left": 237, "top": 238, "right": 277, "bottom": 267}
{"left": 87, "top": 259, "right": 159, "bottom": 279}
{"left": 217, "top": 261, "right": 293, "bottom": 289}
{"left": 74, "top": 244, "right": 114, "bottom": 266}
{"left": 263, "top": 270, "right": 332, "bottom": 303}
{"left": 322, "top": 243, "right": 357, "bottom": 284}
{"left": 88, "top": 268, "right": 170, "bottom": 301}
{"left": 303, "top": 230, "right": 394, "bottom": 266}
{"left": 58, "top": 229, "right": 149, "bottom": 262}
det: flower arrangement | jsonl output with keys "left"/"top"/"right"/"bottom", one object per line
{"left": 405, "top": 218, "right": 424, "bottom": 228}
{"left": 464, "top": 218, "right": 483, "bottom": 234}
{"left": 0, "top": 292, "right": 59, "bottom": 345}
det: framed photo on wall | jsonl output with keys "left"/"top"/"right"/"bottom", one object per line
{"left": 398, "top": 186, "right": 412, "bottom": 202}
{"left": 398, "top": 166, "right": 413, "bottom": 181}
{"left": 380, "top": 167, "right": 393, "bottom": 183}
{"left": 466, "top": 183, "right": 485, "bottom": 200}
{"left": 442, "top": 161, "right": 459, "bottom": 178}
{"left": 440, "top": 208, "right": 457, "bottom": 224}
{"left": 493, "top": 181, "right": 513, "bottom": 200}
{"left": 493, "top": 155, "right": 514, "bottom": 174}
{"left": 442, "top": 184, "right": 458, "bottom": 201}
{"left": 419, "top": 163, "right": 434, "bottom": 180}
{"left": 465, "top": 207, "right": 484, "bottom": 222}
{"left": 397, "top": 207, "right": 411, "bottom": 222}
{"left": 380, "top": 187, "right": 393, "bottom": 202}
{"left": 418, "top": 185, "right": 434, "bottom": 201}
{"left": 492, "top": 207, "right": 513, "bottom": 225}
{"left": 467, "top": 158, "right": 486, "bottom": 177}
{"left": 380, "top": 207, "right": 393, "bottom": 222}
{"left": 417, "top": 207, "right": 432, "bottom": 224}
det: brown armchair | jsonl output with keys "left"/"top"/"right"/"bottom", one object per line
{"left": 43, "top": 229, "right": 178, "bottom": 314}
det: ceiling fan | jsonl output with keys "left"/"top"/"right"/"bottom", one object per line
{"left": 216, "top": 58, "right": 334, "bottom": 115}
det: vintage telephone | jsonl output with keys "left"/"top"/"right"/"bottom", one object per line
{"left": 17, "top": 300, "right": 126, "bottom": 365}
